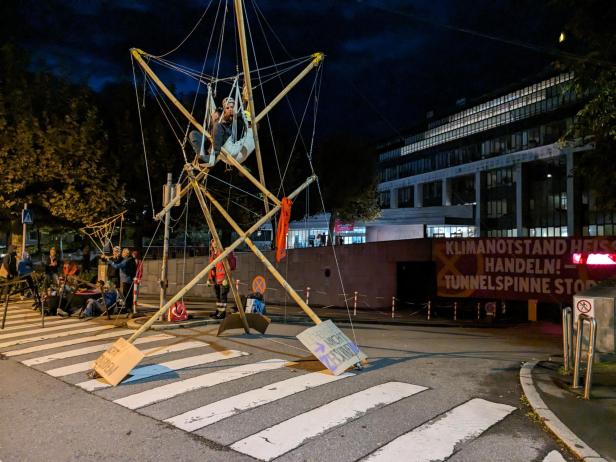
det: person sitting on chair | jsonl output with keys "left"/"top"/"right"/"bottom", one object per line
{"left": 81, "top": 281, "right": 118, "bottom": 318}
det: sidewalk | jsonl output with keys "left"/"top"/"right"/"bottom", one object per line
{"left": 521, "top": 360, "right": 616, "bottom": 462}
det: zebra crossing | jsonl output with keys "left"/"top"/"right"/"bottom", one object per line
{"left": 1, "top": 304, "right": 568, "bottom": 461}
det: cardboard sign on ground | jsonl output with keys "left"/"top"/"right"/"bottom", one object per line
{"left": 93, "top": 337, "right": 145, "bottom": 386}
{"left": 297, "top": 320, "right": 366, "bottom": 375}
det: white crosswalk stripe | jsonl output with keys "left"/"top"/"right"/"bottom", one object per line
{"left": 231, "top": 381, "right": 427, "bottom": 461}
{"left": 1, "top": 313, "right": 44, "bottom": 323}
{"left": 166, "top": 369, "right": 354, "bottom": 431}
{"left": 116, "top": 358, "right": 291, "bottom": 410}
{"left": 542, "top": 450, "right": 567, "bottom": 462}
{"left": 77, "top": 350, "right": 249, "bottom": 391}
{"left": 0, "top": 318, "right": 78, "bottom": 332}
{"left": 0, "top": 325, "right": 117, "bottom": 349}
{"left": 363, "top": 398, "right": 516, "bottom": 461}
{"left": 2, "top": 314, "right": 531, "bottom": 461}
{"left": 0, "top": 319, "right": 84, "bottom": 339}
{"left": 21, "top": 333, "right": 172, "bottom": 366}
{"left": 2, "top": 329, "right": 134, "bottom": 356}
{"left": 46, "top": 340, "right": 210, "bottom": 377}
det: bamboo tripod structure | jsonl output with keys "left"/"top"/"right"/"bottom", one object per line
{"left": 127, "top": 1, "right": 325, "bottom": 342}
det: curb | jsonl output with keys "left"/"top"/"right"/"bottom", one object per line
{"left": 519, "top": 361, "right": 607, "bottom": 462}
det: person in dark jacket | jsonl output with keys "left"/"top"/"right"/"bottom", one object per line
{"left": 44, "top": 247, "right": 61, "bottom": 286}
{"left": 18, "top": 251, "right": 41, "bottom": 308}
{"left": 1, "top": 245, "right": 18, "bottom": 280}
{"left": 106, "top": 248, "right": 136, "bottom": 314}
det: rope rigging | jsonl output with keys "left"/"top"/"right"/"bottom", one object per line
{"left": 130, "top": 0, "right": 361, "bottom": 353}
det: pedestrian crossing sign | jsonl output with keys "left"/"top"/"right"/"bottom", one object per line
{"left": 21, "top": 208, "right": 33, "bottom": 224}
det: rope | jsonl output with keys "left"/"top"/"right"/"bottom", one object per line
{"left": 131, "top": 55, "right": 157, "bottom": 218}
{"left": 151, "top": 0, "right": 215, "bottom": 59}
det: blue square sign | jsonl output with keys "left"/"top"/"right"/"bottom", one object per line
{"left": 22, "top": 209, "right": 33, "bottom": 225}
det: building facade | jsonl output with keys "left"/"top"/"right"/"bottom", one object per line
{"left": 376, "top": 72, "right": 613, "bottom": 239}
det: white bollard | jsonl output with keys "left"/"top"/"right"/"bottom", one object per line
{"left": 454, "top": 302, "right": 458, "bottom": 321}
{"left": 391, "top": 296, "right": 396, "bottom": 319}
{"left": 354, "top": 291, "right": 358, "bottom": 316}
{"left": 306, "top": 287, "right": 310, "bottom": 305}
{"left": 236, "top": 279, "right": 240, "bottom": 292}
{"left": 428, "top": 301, "right": 431, "bottom": 320}
{"left": 477, "top": 302, "right": 481, "bottom": 320}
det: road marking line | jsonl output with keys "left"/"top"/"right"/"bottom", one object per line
{"left": 0, "top": 320, "right": 84, "bottom": 339}
{"left": 45, "top": 340, "right": 209, "bottom": 377}
{"left": 22, "top": 333, "right": 173, "bottom": 366}
{"left": 1, "top": 316, "right": 55, "bottom": 326}
{"left": 3, "top": 308, "right": 34, "bottom": 315}
{"left": 166, "top": 369, "right": 354, "bottom": 431}
{"left": 0, "top": 325, "right": 117, "bottom": 350}
{"left": 1, "top": 312, "right": 42, "bottom": 321}
{"left": 363, "top": 398, "right": 516, "bottom": 462}
{"left": 0, "top": 318, "right": 78, "bottom": 332}
{"left": 77, "top": 350, "right": 249, "bottom": 391}
{"left": 117, "top": 358, "right": 291, "bottom": 410}
{"left": 231, "top": 381, "right": 427, "bottom": 461}
{"left": 3, "top": 329, "right": 134, "bottom": 356}
{"left": 542, "top": 450, "right": 567, "bottom": 462}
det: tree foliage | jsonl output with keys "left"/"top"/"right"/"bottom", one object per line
{"left": 557, "top": 0, "right": 616, "bottom": 208}
{"left": 0, "top": 45, "right": 122, "bottom": 230}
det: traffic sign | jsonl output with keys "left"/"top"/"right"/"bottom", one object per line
{"left": 576, "top": 299, "right": 593, "bottom": 315}
{"left": 21, "top": 208, "right": 33, "bottom": 225}
{"left": 252, "top": 275, "right": 267, "bottom": 294}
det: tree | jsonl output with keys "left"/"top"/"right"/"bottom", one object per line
{"left": 0, "top": 45, "right": 122, "bottom": 239}
{"left": 312, "top": 134, "right": 381, "bottom": 243}
{"left": 556, "top": 0, "right": 616, "bottom": 208}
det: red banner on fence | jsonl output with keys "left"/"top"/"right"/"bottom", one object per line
{"left": 433, "top": 238, "right": 616, "bottom": 303}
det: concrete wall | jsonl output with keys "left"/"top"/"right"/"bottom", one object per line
{"left": 139, "top": 239, "right": 432, "bottom": 309}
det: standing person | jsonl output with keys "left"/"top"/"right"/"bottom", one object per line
{"left": 17, "top": 252, "right": 41, "bottom": 308}
{"left": 1, "top": 245, "right": 18, "bottom": 280}
{"left": 44, "top": 247, "right": 60, "bottom": 286}
{"left": 106, "top": 246, "right": 122, "bottom": 289}
{"left": 208, "top": 240, "right": 236, "bottom": 319}
{"left": 132, "top": 250, "right": 143, "bottom": 311}
{"left": 82, "top": 245, "right": 91, "bottom": 273}
{"left": 107, "top": 248, "right": 137, "bottom": 314}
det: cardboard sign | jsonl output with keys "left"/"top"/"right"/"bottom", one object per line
{"left": 297, "top": 320, "right": 366, "bottom": 375}
{"left": 93, "top": 338, "right": 145, "bottom": 386}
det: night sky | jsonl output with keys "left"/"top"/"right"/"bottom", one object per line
{"left": 2, "top": 0, "right": 569, "bottom": 144}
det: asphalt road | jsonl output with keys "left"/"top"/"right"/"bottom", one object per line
{"left": 0, "top": 302, "right": 575, "bottom": 461}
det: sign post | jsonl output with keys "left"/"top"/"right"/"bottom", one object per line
{"left": 21, "top": 204, "right": 33, "bottom": 256}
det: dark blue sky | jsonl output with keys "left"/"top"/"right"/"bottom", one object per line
{"left": 2, "top": 0, "right": 568, "bottom": 143}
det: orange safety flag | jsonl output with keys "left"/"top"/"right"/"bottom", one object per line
{"left": 275, "top": 197, "right": 293, "bottom": 262}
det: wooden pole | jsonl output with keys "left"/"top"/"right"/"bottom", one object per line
{"left": 132, "top": 49, "right": 280, "bottom": 209}
{"left": 254, "top": 53, "right": 324, "bottom": 125}
{"left": 201, "top": 184, "right": 322, "bottom": 325}
{"left": 188, "top": 174, "right": 250, "bottom": 334}
{"left": 160, "top": 173, "right": 172, "bottom": 312}
{"left": 154, "top": 168, "right": 207, "bottom": 221}
{"left": 233, "top": 0, "right": 269, "bottom": 215}
{"left": 127, "top": 175, "right": 316, "bottom": 344}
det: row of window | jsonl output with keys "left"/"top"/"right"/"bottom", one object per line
{"left": 378, "top": 79, "right": 576, "bottom": 163}
{"left": 378, "top": 118, "right": 572, "bottom": 183}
